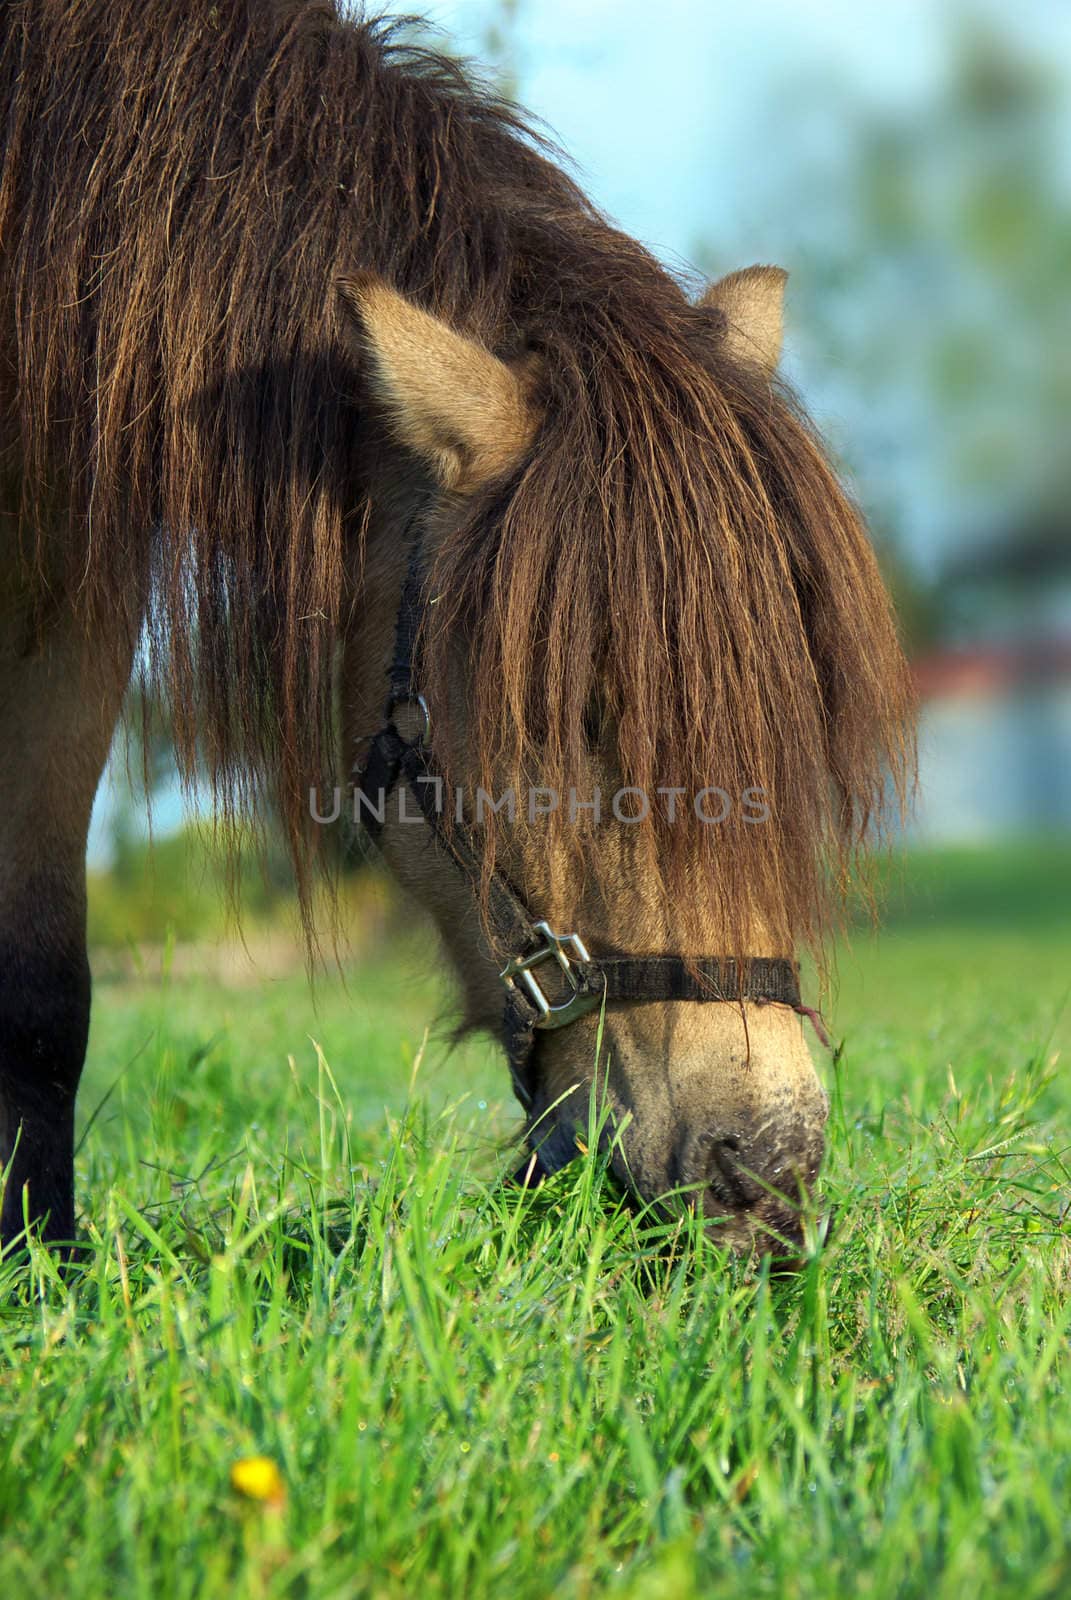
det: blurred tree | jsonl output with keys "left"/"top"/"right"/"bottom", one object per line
{"left": 698, "top": 15, "right": 1071, "bottom": 649}
{"left": 481, "top": 0, "right": 520, "bottom": 99}
{"left": 106, "top": 680, "right": 181, "bottom": 885}
{"left": 835, "top": 24, "right": 1071, "bottom": 531}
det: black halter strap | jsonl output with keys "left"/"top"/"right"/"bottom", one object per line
{"left": 352, "top": 531, "right": 803, "bottom": 1114}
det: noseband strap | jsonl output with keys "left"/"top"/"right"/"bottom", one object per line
{"left": 352, "top": 531, "right": 802, "bottom": 1114}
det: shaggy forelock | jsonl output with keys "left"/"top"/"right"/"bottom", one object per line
{"left": 425, "top": 268, "right": 914, "bottom": 955}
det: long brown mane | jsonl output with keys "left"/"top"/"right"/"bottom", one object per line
{"left": 0, "top": 0, "right": 913, "bottom": 954}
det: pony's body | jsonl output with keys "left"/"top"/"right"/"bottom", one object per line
{"left": 0, "top": 1, "right": 912, "bottom": 1252}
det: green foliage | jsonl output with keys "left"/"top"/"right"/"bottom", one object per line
{"left": 86, "top": 823, "right": 375, "bottom": 949}
{"left": 848, "top": 24, "right": 1071, "bottom": 513}
{"left": 2, "top": 848, "right": 1069, "bottom": 1597}
{"left": 698, "top": 12, "right": 1071, "bottom": 637}
{"left": 87, "top": 828, "right": 234, "bottom": 947}
{"left": 866, "top": 840, "right": 1071, "bottom": 934}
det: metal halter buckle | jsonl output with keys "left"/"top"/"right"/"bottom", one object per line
{"left": 500, "top": 921, "right": 603, "bottom": 1030}
{"left": 386, "top": 691, "right": 431, "bottom": 747}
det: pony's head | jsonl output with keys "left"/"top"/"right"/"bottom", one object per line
{"left": 338, "top": 268, "right": 913, "bottom": 1252}
{"left": 0, "top": 1, "right": 914, "bottom": 1255}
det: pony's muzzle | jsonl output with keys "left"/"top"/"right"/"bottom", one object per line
{"left": 674, "top": 1107, "right": 827, "bottom": 1251}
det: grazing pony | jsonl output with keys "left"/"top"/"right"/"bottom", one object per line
{"left": 0, "top": 1, "right": 912, "bottom": 1254}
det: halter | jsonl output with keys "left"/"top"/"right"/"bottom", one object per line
{"left": 352, "top": 531, "right": 803, "bottom": 1122}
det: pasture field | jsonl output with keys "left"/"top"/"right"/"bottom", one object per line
{"left": 1, "top": 845, "right": 1069, "bottom": 1598}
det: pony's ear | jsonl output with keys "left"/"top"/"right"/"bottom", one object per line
{"left": 701, "top": 265, "right": 787, "bottom": 372}
{"left": 337, "top": 274, "right": 540, "bottom": 493}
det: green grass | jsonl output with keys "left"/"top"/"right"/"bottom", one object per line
{"left": 1, "top": 846, "right": 1069, "bottom": 1598}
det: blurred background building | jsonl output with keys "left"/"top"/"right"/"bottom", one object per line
{"left": 89, "top": 0, "right": 1071, "bottom": 866}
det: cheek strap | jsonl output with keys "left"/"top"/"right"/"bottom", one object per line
{"left": 351, "top": 523, "right": 816, "bottom": 1141}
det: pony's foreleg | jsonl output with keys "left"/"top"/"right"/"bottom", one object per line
{"left": 0, "top": 591, "right": 136, "bottom": 1254}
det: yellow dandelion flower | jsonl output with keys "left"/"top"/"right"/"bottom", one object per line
{"left": 230, "top": 1455, "right": 286, "bottom": 1508}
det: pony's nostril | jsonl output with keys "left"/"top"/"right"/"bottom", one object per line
{"left": 704, "top": 1134, "right": 762, "bottom": 1208}
{"left": 676, "top": 1129, "right": 754, "bottom": 1207}
{"left": 677, "top": 1118, "right": 826, "bottom": 1219}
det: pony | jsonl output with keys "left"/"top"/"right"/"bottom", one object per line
{"left": 0, "top": 0, "right": 913, "bottom": 1255}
